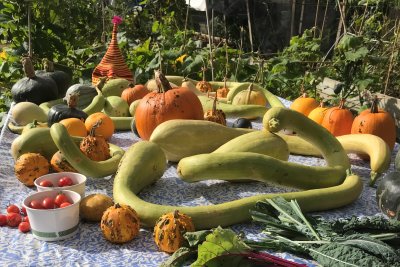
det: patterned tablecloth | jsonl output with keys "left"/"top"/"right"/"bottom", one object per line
{"left": 0, "top": 101, "right": 398, "bottom": 267}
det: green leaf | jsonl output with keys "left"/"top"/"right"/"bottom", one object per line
{"left": 334, "top": 234, "right": 400, "bottom": 264}
{"left": 190, "top": 227, "right": 251, "bottom": 267}
{"left": 309, "top": 243, "right": 387, "bottom": 267}
{"left": 184, "top": 230, "right": 213, "bottom": 247}
{"left": 152, "top": 21, "right": 160, "bottom": 33}
{"left": 344, "top": 46, "right": 369, "bottom": 62}
{"left": 160, "top": 247, "right": 197, "bottom": 267}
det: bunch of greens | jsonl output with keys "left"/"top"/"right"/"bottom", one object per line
{"left": 163, "top": 197, "right": 400, "bottom": 266}
{"left": 248, "top": 197, "right": 400, "bottom": 267}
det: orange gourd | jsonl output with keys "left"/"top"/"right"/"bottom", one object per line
{"left": 121, "top": 84, "right": 150, "bottom": 105}
{"left": 308, "top": 102, "right": 329, "bottom": 124}
{"left": 80, "top": 120, "right": 111, "bottom": 161}
{"left": 216, "top": 77, "right": 229, "bottom": 98}
{"left": 50, "top": 151, "right": 77, "bottom": 173}
{"left": 321, "top": 99, "right": 354, "bottom": 136}
{"left": 84, "top": 112, "right": 115, "bottom": 140}
{"left": 351, "top": 96, "right": 396, "bottom": 150}
{"left": 59, "top": 117, "right": 87, "bottom": 137}
{"left": 153, "top": 210, "right": 195, "bottom": 253}
{"left": 290, "top": 93, "right": 319, "bottom": 116}
{"left": 196, "top": 67, "right": 213, "bottom": 93}
{"left": 135, "top": 70, "right": 204, "bottom": 140}
{"left": 14, "top": 153, "right": 50, "bottom": 186}
{"left": 101, "top": 203, "right": 140, "bottom": 244}
{"left": 204, "top": 95, "right": 226, "bottom": 125}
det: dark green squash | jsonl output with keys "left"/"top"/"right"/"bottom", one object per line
{"left": 232, "top": 118, "right": 252, "bottom": 129}
{"left": 36, "top": 59, "right": 72, "bottom": 98}
{"left": 48, "top": 92, "right": 88, "bottom": 126}
{"left": 11, "top": 57, "right": 58, "bottom": 105}
{"left": 376, "top": 171, "right": 400, "bottom": 220}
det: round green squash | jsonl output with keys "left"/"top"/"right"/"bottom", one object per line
{"left": 103, "top": 96, "right": 130, "bottom": 117}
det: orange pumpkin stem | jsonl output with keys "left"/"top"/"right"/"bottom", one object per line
{"left": 370, "top": 95, "right": 379, "bottom": 114}
{"left": 90, "top": 119, "right": 103, "bottom": 137}
{"left": 338, "top": 98, "right": 346, "bottom": 109}
{"left": 155, "top": 70, "right": 172, "bottom": 93}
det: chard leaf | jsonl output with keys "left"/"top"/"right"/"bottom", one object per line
{"left": 160, "top": 247, "right": 197, "bottom": 267}
{"left": 190, "top": 227, "right": 251, "bottom": 267}
{"left": 309, "top": 243, "right": 386, "bottom": 267}
{"left": 334, "top": 234, "right": 400, "bottom": 264}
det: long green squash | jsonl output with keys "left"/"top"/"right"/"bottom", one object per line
{"left": 113, "top": 141, "right": 363, "bottom": 229}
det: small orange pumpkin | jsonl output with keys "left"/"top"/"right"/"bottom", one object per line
{"left": 216, "top": 77, "right": 229, "bottom": 98}
{"left": 321, "top": 99, "right": 354, "bottom": 136}
{"left": 135, "top": 70, "right": 204, "bottom": 140}
{"left": 85, "top": 112, "right": 115, "bottom": 140}
{"left": 14, "top": 153, "right": 50, "bottom": 186}
{"left": 290, "top": 93, "right": 319, "bottom": 116}
{"left": 101, "top": 203, "right": 140, "bottom": 244}
{"left": 308, "top": 102, "right": 329, "bottom": 124}
{"left": 50, "top": 151, "right": 77, "bottom": 173}
{"left": 196, "top": 67, "right": 213, "bottom": 93}
{"left": 121, "top": 84, "right": 150, "bottom": 105}
{"left": 351, "top": 96, "right": 396, "bottom": 150}
{"left": 153, "top": 210, "right": 195, "bottom": 253}
{"left": 59, "top": 117, "right": 87, "bottom": 137}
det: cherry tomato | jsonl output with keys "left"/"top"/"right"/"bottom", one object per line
{"left": 22, "top": 216, "right": 29, "bottom": 223}
{"left": 39, "top": 180, "right": 53, "bottom": 187}
{"left": 30, "top": 200, "right": 44, "bottom": 209}
{"left": 20, "top": 206, "right": 27, "bottom": 216}
{"left": 7, "top": 204, "right": 20, "bottom": 214}
{"left": 42, "top": 197, "right": 55, "bottom": 209}
{"left": 7, "top": 213, "right": 22, "bottom": 227}
{"left": 18, "top": 221, "right": 30, "bottom": 233}
{"left": 58, "top": 176, "right": 73, "bottom": 187}
{"left": 0, "top": 214, "right": 7, "bottom": 226}
{"left": 59, "top": 202, "right": 72, "bottom": 208}
{"left": 54, "top": 193, "right": 69, "bottom": 207}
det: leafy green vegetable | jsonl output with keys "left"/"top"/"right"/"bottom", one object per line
{"left": 191, "top": 227, "right": 251, "bottom": 267}
{"left": 249, "top": 197, "right": 400, "bottom": 267}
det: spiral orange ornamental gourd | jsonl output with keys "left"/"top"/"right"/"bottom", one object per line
{"left": 321, "top": 99, "right": 354, "bottom": 136}
{"left": 204, "top": 95, "right": 226, "bottom": 125}
{"left": 290, "top": 93, "right": 319, "bottom": 116}
{"left": 135, "top": 70, "right": 204, "bottom": 140}
{"left": 351, "top": 96, "right": 396, "bottom": 150}
{"left": 153, "top": 210, "right": 195, "bottom": 253}
{"left": 196, "top": 67, "right": 213, "bottom": 93}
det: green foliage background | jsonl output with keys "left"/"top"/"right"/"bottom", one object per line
{"left": 0, "top": 0, "right": 399, "bottom": 116}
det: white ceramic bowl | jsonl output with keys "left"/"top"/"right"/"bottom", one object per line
{"left": 23, "top": 190, "right": 81, "bottom": 241}
{"left": 34, "top": 172, "right": 86, "bottom": 198}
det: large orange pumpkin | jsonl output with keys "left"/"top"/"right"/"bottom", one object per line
{"left": 321, "top": 99, "right": 354, "bottom": 136}
{"left": 290, "top": 93, "right": 319, "bottom": 116}
{"left": 121, "top": 84, "right": 150, "bottom": 105}
{"left": 351, "top": 96, "right": 396, "bottom": 150}
{"left": 308, "top": 102, "right": 329, "bottom": 124}
{"left": 135, "top": 70, "right": 204, "bottom": 140}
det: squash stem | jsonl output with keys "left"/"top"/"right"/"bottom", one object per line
{"left": 370, "top": 95, "right": 379, "bottom": 114}
{"left": 22, "top": 57, "right": 36, "bottom": 79}
{"left": 43, "top": 59, "right": 55, "bottom": 72}
{"left": 155, "top": 70, "right": 172, "bottom": 93}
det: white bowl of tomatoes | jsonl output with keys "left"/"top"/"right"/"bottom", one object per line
{"left": 22, "top": 190, "right": 81, "bottom": 241}
{"left": 34, "top": 172, "right": 86, "bottom": 198}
